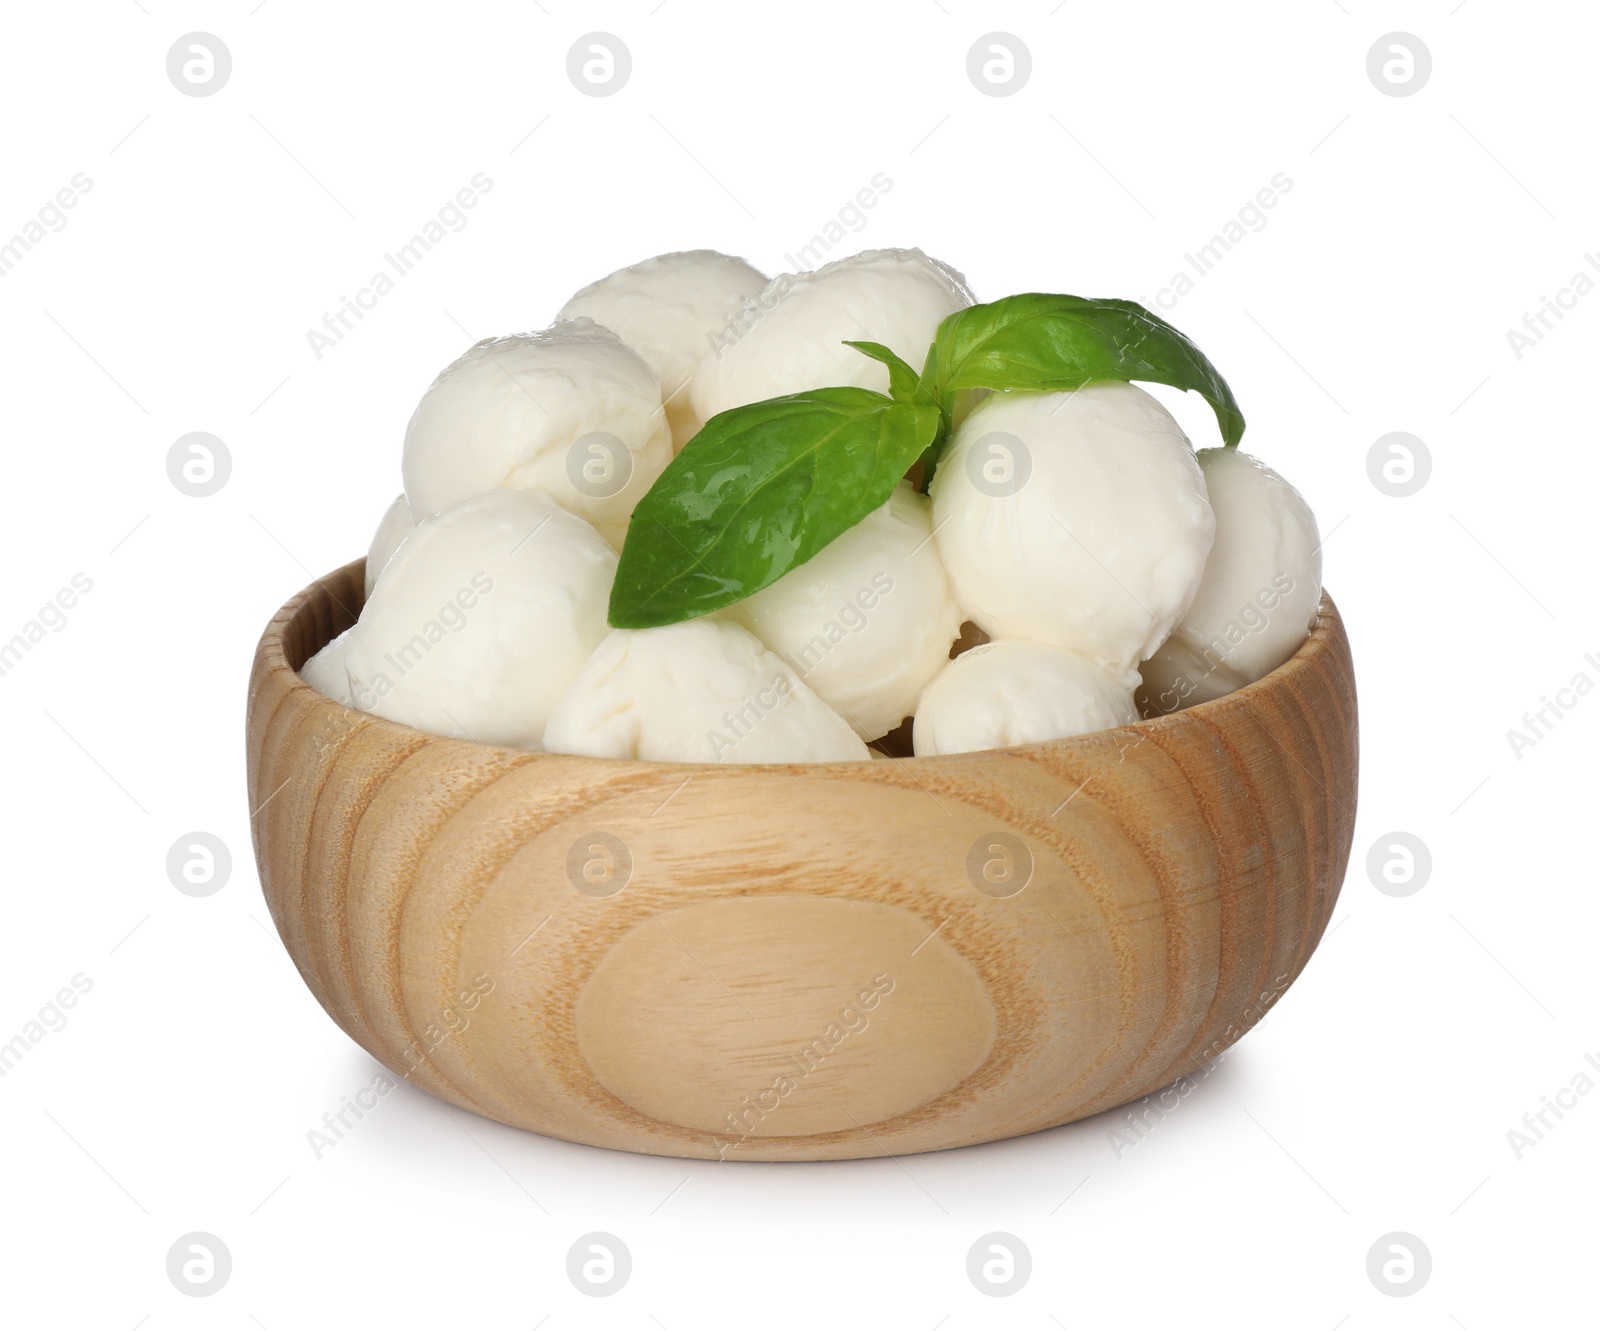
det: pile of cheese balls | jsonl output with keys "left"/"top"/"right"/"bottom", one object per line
{"left": 303, "top": 247, "right": 1323, "bottom": 763}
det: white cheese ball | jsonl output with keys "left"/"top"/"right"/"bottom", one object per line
{"left": 364, "top": 493, "right": 415, "bottom": 600}
{"left": 300, "top": 629, "right": 353, "bottom": 706}
{"left": 689, "top": 248, "right": 973, "bottom": 421}
{"left": 930, "top": 384, "right": 1215, "bottom": 673}
{"left": 400, "top": 320, "right": 672, "bottom": 548}
{"left": 912, "top": 640, "right": 1139, "bottom": 756}
{"left": 727, "top": 482, "right": 961, "bottom": 739}
{"left": 1139, "top": 448, "right": 1322, "bottom": 715}
{"left": 544, "top": 618, "right": 870, "bottom": 764}
{"left": 335, "top": 489, "right": 615, "bottom": 749}
{"left": 556, "top": 250, "right": 767, "bottom": 451}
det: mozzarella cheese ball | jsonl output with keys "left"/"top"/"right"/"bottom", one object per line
{"left": 364, "top": 493, "right": 415, "bottom": 600}
{"left": 689, "top": 248, "right": 973, "bottom": 421}
{"left": 334, "top": 489, "right": 615, "bottom": 749}
{"left": 544, "top": 618, "right": 870, "bottom": 764}
{"left": 912, "top": 640, "right": 1139, "bottom": 756}
{"left": 930, "top": 384, "right": 1215, "bottom": 673}
{"left": 300, "top": 630, "right": 353, "bottom": 706}
{"left": 727, "top": 482, "right": 961, "bottom": 739}
{"left": 1138, "top": 448, "right": 1322, "bottom": 715}
{"left": 400, "top": 320, "right": 672, "bottom": 548}
{"left": 556, "top": 250, "right": 768, "bottom": 451}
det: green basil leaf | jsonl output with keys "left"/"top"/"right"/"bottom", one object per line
{"left": 608, "top": 387, "right": 942, "bottom": 628}
{"left": 922, "top": 293, "right": 1245, "bottom": 447}
{"left": 842, "top": 340, "right": 924, "bottom": 403}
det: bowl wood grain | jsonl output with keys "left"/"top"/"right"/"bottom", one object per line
{"left": 247, "top": 558, "right": 1357, "bottom": 1161}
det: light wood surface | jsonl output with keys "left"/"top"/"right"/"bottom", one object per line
{"left": 247, "top": 558, "right": 1358, "bottom": 1161}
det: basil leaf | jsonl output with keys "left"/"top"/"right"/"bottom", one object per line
{"left": 608, "top": 388, "right": 942, "bottom": 628}
{"left": 842, "top": 340, "right": 924, "bottom": 403}
{"left": 922, "top": 293, "right": 1245, "bottom": 447}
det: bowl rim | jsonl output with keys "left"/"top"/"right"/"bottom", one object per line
{"left": 256, "top": 556, "right": 1349, "bottom": 774}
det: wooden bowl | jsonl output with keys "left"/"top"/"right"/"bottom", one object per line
{"left": 247, "top": 559, "right": 1357, "bottom": 1161}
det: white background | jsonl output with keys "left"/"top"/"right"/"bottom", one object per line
{"left": 1, "top": 1, "right": 1595, "bottom": 1326}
